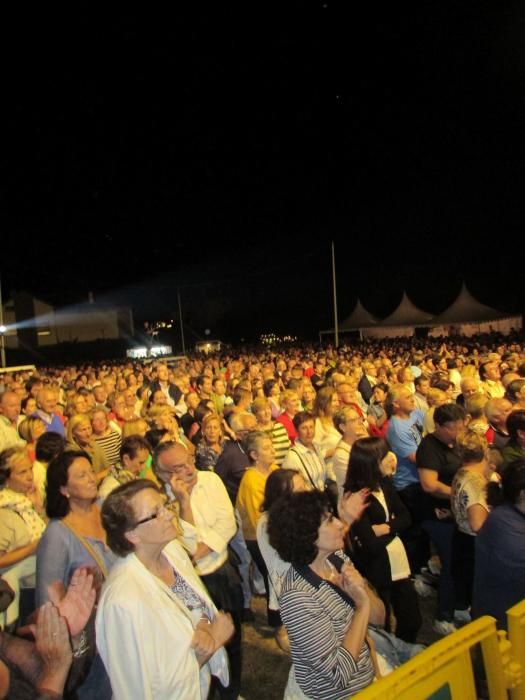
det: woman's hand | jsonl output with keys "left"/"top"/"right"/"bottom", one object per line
{"left": 209, "top": 611, "right": 235, "bottom": 649}
{"left": 341, "top": 562, "right": 369, "bottom": 608}
{"left": 371, "top": 523, "right": 390, "bottom": 537}
{"left": 48, "top": 567, "right": 96, "bottom": 637}
{"left": 339, "top": 489, "right": 370, "bottom": 525}
{"left": 191, "top": 626, "right": 216, "bottom": 661}
{"left": 34, "top": 602, "right": 72, "bottom": 694}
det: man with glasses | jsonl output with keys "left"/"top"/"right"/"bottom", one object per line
{"left": 153, "top": 442, "right": 243, "bottom": 700}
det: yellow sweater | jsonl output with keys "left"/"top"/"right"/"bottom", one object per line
{"left": 236, "top": 465, "right": 278, "bottom": 540}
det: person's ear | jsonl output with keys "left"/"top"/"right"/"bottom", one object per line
{"left": 125, "top": 528, "right": 140, "bottom": 546}
{"left": 59, "top": 486, "right": 70, "bottom": 499}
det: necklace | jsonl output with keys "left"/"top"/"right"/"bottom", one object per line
{"left": 313, "top": 557, "right": 337, "bottom": 582}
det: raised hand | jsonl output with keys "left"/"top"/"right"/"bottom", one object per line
{"left": 341, "top": 562, "right": 369, "bottom": 607}
{"left": 48, "top": 568, "right": 96, "bottom": 636}
{"left": 34, "top": 602, "right": 72, "bottom": 694}
{"left": 339, "top": 488, "right": 370, "bottom": 525}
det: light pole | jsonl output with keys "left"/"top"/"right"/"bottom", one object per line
{"left": 0, "top": 327, "right": 5, "bottom": 369}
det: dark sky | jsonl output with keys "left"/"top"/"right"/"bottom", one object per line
{"left": 4, "top": 3, "right": 525, "bottom": 341}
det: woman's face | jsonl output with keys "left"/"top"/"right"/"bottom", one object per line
{"left": 255, "top": 404, "right": 272, "bottom": 425}
{"left": 73, "top": 396, "right": 88, "bottom": 414}
{"left": 73, "top": 420, "right": 92, "bottom": 446}
{"left": 32, "top": 419, "right": 47, "bottom": 442}
{"left": 342, "top": 411, "right": 368, "bottom": 442}
{"left": 203, "top": 418, "right": 221, "bottom": 443}
{"left": 379, "top": 451, "right": 397, "bottom": 477}
{"left": 23, "top": 398, "right": 37, "bottom": 417}
{"left": 252, "top": 437, "right": 275, "bottom": 467}
{"left": 62, "top": 457, "right": 98, "bottom": 502}
{"left": 129, "top": 489, "right": 178, "bottom": 547}
{"left": 123, "top": 390, "right": 136, "bottom": 408}
{"left": 373, "top": 387, "right": 386, "bottom": 403}
{"left": 91, "top": 411, "right": 108, "bottom": 435}
{"left": 269, "top": 383, "right": 280, "bottom": 398}
{"left": 297, "top": 419, "right": 315, "bottom": 446}
{"left": 328, "top": 393, "right": 340, "bottom": 414}
{"left": 315, "top": 512, "right": 345, "bottom": 554}
{"left": 302, "top": 385, "right": 316, "bottom": 405}
{"left": 7, "top": 454, "right": 34, "bottom": 494}
{"left": 292, "top": 473, "right": 307, "bottom": 492}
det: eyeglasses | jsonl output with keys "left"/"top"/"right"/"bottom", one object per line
{"left": 134, "top": 500, "right": 169, "bottom": 527}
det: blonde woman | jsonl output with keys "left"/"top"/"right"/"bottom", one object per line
{"left": 17, "top": 416, "right": 46, "bottom": 462}
{"left": 66, "top": 414, "right": 110, "bottom": 481}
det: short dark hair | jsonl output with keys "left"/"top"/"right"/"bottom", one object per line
{"left": 434, "top": 403, "right": 466, "bottom": 426}
{"left": 267, "top": 490, "right": 334, "bottom": 566}
{"left": 506, "top": 410, "right": 525, "bottom": 440}
{"left": 263, "top": 379, "right": 278, "bottom": 397}
{"left": 414, "top": 374, "right": 429, "bottom": 389}
{"left": 292, "top": 410, "right": 315, "bottom": 432}
{"left": 120, "top": 435, "right": 151, "bottom": 461}
{"left": 35, "top": 432, "right": 65, "bottom": 463}
{"left": 145, "top": 428, "right": 169, "bottom": 450}
{"left": 102, "top": 479, "right": 161, "bottom": 557}
{"left": 501, "top": 459, "right": 525, "bottom": 505}
{"left": 46, "top": 450, "right": 92, "bottom": 518}
{"left": 506, "top": 379, "right": 525, "bottom": 403}
{"left": 344, "top": 437, "right": 389, "bottom": 493}
{"left": 261, "top": 469, "right": 299, "bottom": 512}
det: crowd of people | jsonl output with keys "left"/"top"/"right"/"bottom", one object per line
{"left": 0, "top": 331, "right": 524, "bottom": 698}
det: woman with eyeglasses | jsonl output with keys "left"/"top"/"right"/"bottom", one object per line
{"left": 97, "top": 479, "right": 233, "bottom": 700}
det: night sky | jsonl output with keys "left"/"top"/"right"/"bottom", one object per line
{"left": 5, "top": 3, "right": 525, "bottom": 342}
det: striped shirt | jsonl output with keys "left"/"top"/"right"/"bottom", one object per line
{"left": 93, "top": 430, "right": 122, "bottom": 467}
{"left": 280, "top": 553, "right": 375, "bottom": 699}
{"left": 268, "top": 422, "right": 291, "bottom": 467}
{"left": 281, "top": 442, "right": 335, "bottom": 491}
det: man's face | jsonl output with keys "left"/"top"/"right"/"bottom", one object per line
{"left": 200, "top": 377, "right": 213, "bottom": 395}
{"left": 436, "top": 419, "right": 465, "bottom": 445}
{"left": 157, "top": 446, "right": 198, "bottom": 489}
{"left": 492, "top": 400, "right": 512, "bottom": 427}
{"left": 235, "top": 415, "right": 257, "bottom": 441}
{"left": 416, "top": 380, "right": 430, "bottom": 397}
{"left": 213, "top": 379, "right": 226, "bottom": 396}
{"left": 40, "top": 390, "right": 57, "bottom": 414}
{"left": 394, "top": 389, "right": 415, "bottom": 415}
{"left": 123, "top": 448, "right": 150, "bottom": 475}
{"left": 484, "top": 363, "right": 501, "bottom": 381}
{"left": 461, "top": 379, "right": 479, "bottom": 398}
{"left": 93, "top": 387, "right": 107, "bottom": 404}
{"left": 157, "top": 365, "right": 169, "bottom": 382}
{"left": 0, "top": 392, "right": 21, "bottom": 423}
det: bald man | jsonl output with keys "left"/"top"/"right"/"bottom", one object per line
{"left": 0, "top": 391, "right": 25, "bottom": 451}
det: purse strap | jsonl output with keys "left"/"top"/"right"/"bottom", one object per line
{"left": 61, "top": 520, "right": 109, "bottom": 580}
{"left": 290, "top": 448, "right": 318, "bottom": 491}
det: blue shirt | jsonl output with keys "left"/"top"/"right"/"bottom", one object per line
{"left": 387, "top": 410, "right": 425, "bottom": 490}
{"left": 36, "top": 519, "right": 117, "bottom": 606}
